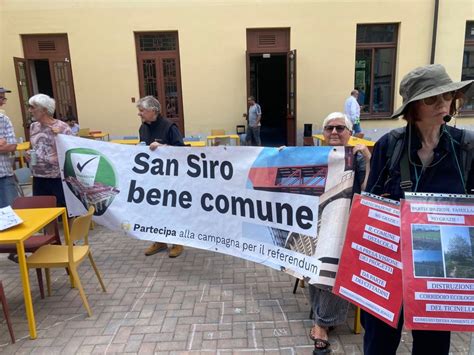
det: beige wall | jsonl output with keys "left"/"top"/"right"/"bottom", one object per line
{"left": 1, "top": 0, "right": 473, "bottom": 142}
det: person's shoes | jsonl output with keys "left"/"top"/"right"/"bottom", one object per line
{"left": 144, "top": 242, "right": 167, "bottom": 256}
{"left": 312, "top": 338, "right": 331, "bottom": 354}
{"left": 310, "top": 325, "right": 331, "bottom": 354}
{"left": 168, "top": 244, "right": 183, "bottom": 258}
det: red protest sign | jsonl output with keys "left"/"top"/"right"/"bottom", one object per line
{"left": 401, "top": 194, "right": 474, "bottom": 332}
{"left": 334, "top": 193, "right": 403, "bottom": 328}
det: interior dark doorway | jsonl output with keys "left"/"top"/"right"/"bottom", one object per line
{"left": 32, "top": 60, "right": 54, "bottom": 98}
{"left": 249, "top": 54, "right": 287, "bottom": 147}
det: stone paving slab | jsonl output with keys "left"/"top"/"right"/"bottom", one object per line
{"left": 0, "top": 225, "right": 471, "bottom": 354}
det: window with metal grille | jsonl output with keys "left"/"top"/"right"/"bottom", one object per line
{"left": 354, "top": 24, "right": 398, "bottom": 118}
{"left": 139, "top": 33, "right": 177, "bottom": 52}
{"left": 461, "top": 22, "right": 474, "bottom": 114}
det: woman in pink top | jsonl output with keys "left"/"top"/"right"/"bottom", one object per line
{"left": 27, "top": 94, "right": 71, "bottom": 207}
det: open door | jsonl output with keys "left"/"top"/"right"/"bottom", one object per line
{"left": 13, "top": 57, "right": 33, "bottom": 139}
{"left": 49, "top": 58, "right": 77, "bottom": 121}
{"left": 287, "top": 50, "right": 296, "bottom": 146}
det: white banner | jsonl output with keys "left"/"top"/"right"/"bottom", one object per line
{"left": 56, "top": 135, "right": 354, "bottom": 285}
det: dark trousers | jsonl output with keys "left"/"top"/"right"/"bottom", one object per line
{"left": 361, "top": 310, "right": 451, "bottom": 355}
{"left": 33, "top": 177, "right": 66, "bottom": 207}
{"left": 246, "top": 126, "right": 261, "bottom": 146}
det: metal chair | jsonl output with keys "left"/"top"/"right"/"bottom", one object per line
{"left": 26, "top": 206, "right": 106, "bottom": 316}
{"left": 211, "top": 129, "right": 225, "bottom": 136}
{"left": 14, "top": 167, "right": 32, "bottom": 196}
{"left": 210, "top": 129, "right": 229, "bottom": 146}
{"left": 0, "top": 281, "right": 15, "bottom": 343}
{"left": 236, "top": 125, "right": 246, "bottom": 135}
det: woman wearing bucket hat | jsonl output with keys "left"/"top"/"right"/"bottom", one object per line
{"left": 361, "top": 64, "right": 473, "bottom": 354}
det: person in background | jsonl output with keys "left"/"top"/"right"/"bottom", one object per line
{"left": 0, "top": 87, "right": 18, "bottom": 209}
{"left": 362, "top": 64, "right": 473, "bottom": 355}
{"left": 344, "top": 89, "right": 362, "bottom": 135}
{"left": 66, "top": 117, "right": 80, "bottom": 136}
{"left": 137, "top": 95, "right": 185, "bottom": 258}
{"left": 26, "top": 94, "right": 72, "bottom": 207}
{"left": 309, "top": 112, "right": 371, "bottom": 354}
{"left": 246, "top": 96, "right": 262, "bottom": 146}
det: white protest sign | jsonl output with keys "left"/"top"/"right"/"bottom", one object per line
{"left": 57, "top": 135, "right": 354, "bottom": 284}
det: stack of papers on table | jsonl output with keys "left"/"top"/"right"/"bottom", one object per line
{"left": 0, "top": 206, "right": 23, "bottom": 231}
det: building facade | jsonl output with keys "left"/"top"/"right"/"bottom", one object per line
{"left": 1, "top": 0, "right": 473, "bottom": 145}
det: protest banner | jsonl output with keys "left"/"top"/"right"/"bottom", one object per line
{"left": 56, "top": 135, "right": 356, "bottom": 286}
{"left": 401, "top": 193, "right": 474, "bottom": 332}
{"left": 334, "top": 193, "right": 403, "bottom": 328}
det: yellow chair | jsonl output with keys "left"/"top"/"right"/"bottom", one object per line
{"left": 26, "top": 206, "right": 106, "bottom": 317}
{"left": 210, "top": 129, "right": 229, "bottom": 146}
{"left": 211, "top": 129, "right": 225, "bottom": 136}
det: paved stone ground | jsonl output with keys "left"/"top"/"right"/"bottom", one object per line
{"left": 0, "top": 225, "right": 472, "bottom": 354}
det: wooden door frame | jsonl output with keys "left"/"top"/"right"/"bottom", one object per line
{"left": 245, "top": 51, "right": 296, "bottom": 146}
{"left": 20, "top": 34, "right": 78, "bottom": 122}
{"left": 134, "top": 31, "right": 185, "bottom": 134}
{"left": 13, "top": 57, "right": 33, "bottom": 139}
{"left": 286, "top": 49, "right": 297, "bottom": 146}
{"left": 246, "top": 28, "right": 296, "bottom": 145}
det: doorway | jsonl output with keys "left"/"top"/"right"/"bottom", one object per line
{"left": 31, "top": 60, "right": 54, "bottom": 97}
{"left": 249, "top": 54, "right": 287, "bottom": 146}
{"left": 246, "top": 28, "right": 296, "bottom": 146}
{"left": 14, "top": 34, "right": 77, "bottom": 138}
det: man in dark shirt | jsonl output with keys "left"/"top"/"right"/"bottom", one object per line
{"left": 137, "top": 95, "right": 185, "bottom": 258}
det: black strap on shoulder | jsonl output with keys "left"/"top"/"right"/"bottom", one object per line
{"left": 387, "top": 127, "right": 406, "bottom": 171}
{"left": 460, "top": 129, "right": 474, "bottom": 190}
{"left": 386, "top": 127, "right": 412, "bottom": 192}
{"left": 399, "top": 147, "right": 413, "bottom": 192}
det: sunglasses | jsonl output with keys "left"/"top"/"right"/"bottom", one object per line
{"left": 324, "top": 125, "right": 348, "bottom": 133}
{"left": 422, "top": 91, "right": 455, "bottom": 105}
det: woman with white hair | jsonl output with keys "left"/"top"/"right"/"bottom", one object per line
{"left": 309, "top": 112, "right": 371, "bottom": 354}
{"left": 27, "top": 94, "right": 72, "bottom": 207}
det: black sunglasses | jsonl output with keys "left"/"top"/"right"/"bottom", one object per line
{"left": 324, "top": 125, "right": 348, "bottom": 133}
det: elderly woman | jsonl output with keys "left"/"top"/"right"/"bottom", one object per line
{"left": 309, "top": 112, "right": 371, "bottom": 354}
{"left": 362, "top": 64, "right": 473, "bottom": 355}
{"left": 136, "top": 95, "right": 185, "bottom": 258}
{"left": 27, "top": 94, "right": 71, "bottom": 207}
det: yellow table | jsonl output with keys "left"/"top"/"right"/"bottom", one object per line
{"left": 89, "top": 132, "right": 110, "bottom": 141}
{"left": 0, "top": 207, "right": 70, "bottom": 339}
{"left": 206, "top": 134, "right": 241, "bottom": 146}
{"left": 185, "top": 141, "right": 206, "bottom": 147}
{"left": 110, "top": 139, "right": 139, "bottom": 145}
{"left": 16, "top": 142, "right": 31, "bottom": 168}
{"left": 313, "top": 134, "right": 376, "bottom": 148}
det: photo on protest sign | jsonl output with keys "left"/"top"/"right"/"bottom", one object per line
{"left": 412, "top": 224, "right": 474, "bottom": 279}
{"left": 401, "top": 193, "right": 474, "bottom": 332}
{"left": 333, "top": 193, "right": 403, "bottom": 328}
{"left": 56, "top": 135, "right": 356, "bottom": 285}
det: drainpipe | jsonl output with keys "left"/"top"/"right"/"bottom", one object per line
{"left": 430, "top": 0, "right": 440, "bottom": 64}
